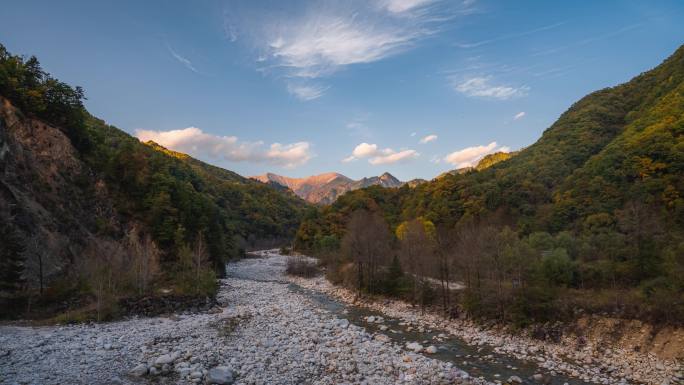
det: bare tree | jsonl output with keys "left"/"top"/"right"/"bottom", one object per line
{"left": 24, "top": 238, "right": 47, "bottom": 295}
{"left": 341, "top": 210, "right": 391, "bottom": 294}
{"left": 81, "top": 240, "right": 126, "bottom": 321}
{"left": 193, "top": 231, "right": 208, "bottom": 286}
{"left": 397, "top": 218, "right": 436, "bottom": 311}
{"left": 434, "top": 226, "right": 455, "bottom": 315}
{"left": 125, "top": 226, "right": 160, "bottom": 295}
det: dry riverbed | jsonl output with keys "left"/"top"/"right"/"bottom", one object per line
{"left": 0, "top": 251, "right": 486, "bottom": 385}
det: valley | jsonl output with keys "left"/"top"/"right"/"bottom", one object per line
{"left": 4, "top": 251, "right": 679, "bottom": 385}
{"left": 1, "top": 4, "right": 684, "bottom": 385}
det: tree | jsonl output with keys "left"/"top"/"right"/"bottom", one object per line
{"left": 383, "top": 255, "right": 405, "bottom": 296}
{"left": 616, "top": 200, "right": 663, "bottom": 282}
{"left": 81, "top": 241, "right": 126, "bottom": 321}
{"left": 24, "top": 237, "right": 50, "bottom": 294}
{"left": 396, "top": 218, "right": 436, "bottom": 310}
{"left": 125, "top": 226, "right": 160, "bottom": 295}
{"left": 0, "top": 223, "right": 25, "bottom": 293}
{"left": 434, "top": 226, "right": 455, "bottom": 315}
{"left": 193, "top": 231, "right": 209, "bottom": 286}
{"left": 341, "top": 210, "right": 391, "bottom": 294}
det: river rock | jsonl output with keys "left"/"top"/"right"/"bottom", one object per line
{"left": 129, "top": 364, "right": 148, "bottom": 377}
{"left": 207, "top": 366, "right": 235, "bottom": 384}
{"left": 406, "top": 342, "right": 423, "bottom": 352}
{"left": 374, "top": 334, "right": 390, "bottom": 343}
{"left": 425, "top": 345, "right": 438, "bottom": 354}
{"left": 155, "top": 353, "right": 175, "bottom": 366}
{"left": 508, "top": 375, "right": 523, "bottom": 383}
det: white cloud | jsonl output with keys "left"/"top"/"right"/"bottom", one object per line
{"left": 287, "top": 83, "right": 328, "bottom": 100}
{"left": 352, "top": 142, "right": 379, "bottom": 158}
{"left": 226, "top": 0, "right": 468, "bottom": 99}
{"left": 419, "top": 134, "right": 438, "bottom": 143}
{"left": 266, "top": 14, "right": 426, "bottom": 79}
{"left": 379, "top": 0, "right": 434, "bottom": 14}
{"left": 444, "top": 141, "right": 508, "bottom": 168}
{"left": 370, "top": 149, "right": 418, "bottom": 165}
{"left": 452, "top": 76, "right": 529, "bottom": 100}
{"left": 136, "top": 127, "right": 312, "bottom": 168}
{"left": 514, "top": 111, "right": 526, "bottom": 120}
{"left": 266, "top": 142, "right": 313, "bottom": 167}
{"left": 345, "top": 142, "right": 418, "bottom": 165}
{"left": 166, "top": 45, "right": 198, "bottom": 73}
{"left": 410, "top": 132, "right": 417, "bottom": 137}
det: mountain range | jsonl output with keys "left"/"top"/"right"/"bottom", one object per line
{"left": 252, "top": 172, "right": 425, "bottom": 204}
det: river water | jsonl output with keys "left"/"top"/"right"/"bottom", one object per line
{"left": 236, "top": 251, "right": 600, "bottom": 385}
{"left": 289, "top": 284, "right": 595, "bottom": 385}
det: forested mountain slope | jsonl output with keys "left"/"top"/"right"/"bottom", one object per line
{"left": 0, "top": 43, "right": 306, "bottom": 318}
{"left": 295, "top": 44, "right": 684, "bottom": 324}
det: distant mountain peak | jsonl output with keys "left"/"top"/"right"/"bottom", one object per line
{"left": 252, "top": 171, "right": 408, "bottom": 204}
{"left": 379, "top": 172, "right": 398, "bottom": 180}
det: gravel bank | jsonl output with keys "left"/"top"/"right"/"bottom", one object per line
{"left": 0, "top": 252, "right": 487, "bottom": 385}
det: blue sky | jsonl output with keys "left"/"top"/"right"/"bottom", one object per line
{"left": 1, "top": 1, "right": 683, "bottom": 180}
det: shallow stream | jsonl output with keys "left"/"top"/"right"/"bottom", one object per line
{"left": 289, "top": 283, "right": 597, "bottom": 385}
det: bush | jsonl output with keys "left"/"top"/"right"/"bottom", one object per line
{"left": 285, "top": 256, "right": 320, "bottom": 278}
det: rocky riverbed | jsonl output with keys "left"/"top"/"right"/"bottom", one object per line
{"left": 282, "top": 251, "right": 683, "bottom": 385}
{"left": 0, "top": 252, "right": 488, "bottom": 385}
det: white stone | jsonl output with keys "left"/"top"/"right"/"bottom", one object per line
{"left": 129, "top": 364, "right": 148, "bottom": 377}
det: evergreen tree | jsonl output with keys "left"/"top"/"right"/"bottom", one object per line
{"left": 0, "top": 223, "right": 25, "bottom": 292}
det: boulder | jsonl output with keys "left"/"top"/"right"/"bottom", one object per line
{"left": 207, "top": 366, "right": 236, "bottom": 384}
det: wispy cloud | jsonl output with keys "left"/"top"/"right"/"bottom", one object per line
{"left": 378, "top": 0, "right": 434, "bottom": 14}
{"left": 444, "top": 141, "right": 508, "bottom": 168}
{"left": 265, "top": 13, "right": 429, "bottom": 79}
{"left": 346, "top": 119, "right": 373, "bottom": 138}
{"left": 532, "top": 22, "right": 644, "bottom": 57}
{"left": 136, "top": 127, "right": 313, "bottom": 168}
{"left": 513, "top": 111, "right": 526, "bottom": 120}
{"left": 451, "top": 76, "right": 529, "bottom": 100}
{"left": 344, "top": 142, "right": 419, "bottom": 165}
{"left": 456, "top": 21, "right": 566, "bottom": 48}
{"left": 226, "top": 0, "right": 469, "bottom": 100}
{"left": 287, "top": 83, "right": 328, "bottom": 100}
{"left": 166, "top": 44, "right": 198, "bottom": 73}
{"left": 419, "top": 134, "right": 438, "bottom": 143}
